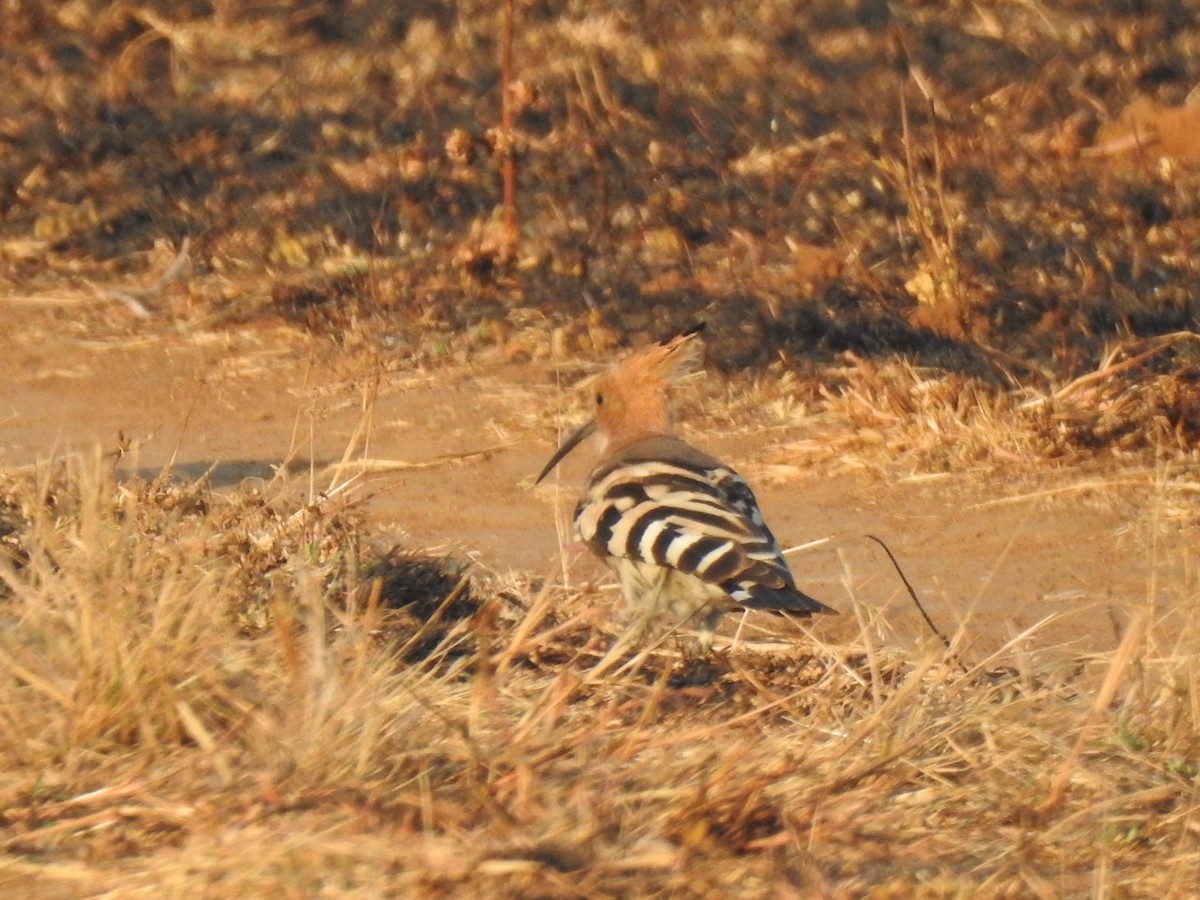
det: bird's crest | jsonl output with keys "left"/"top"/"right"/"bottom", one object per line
{"left": 592, "top": 323, "right": 705, "bottom": 449}
{"left": 535, "top": 323, "right": 706, "bottom": 484}
{"left": 607, "top": 322, "right": 706, "bottom": 391}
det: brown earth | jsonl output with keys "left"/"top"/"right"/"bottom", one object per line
{"left": 3, "top": 299, "right": 1180, "bottom": 667}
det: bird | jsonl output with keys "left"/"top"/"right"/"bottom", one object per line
{"left": 535, "top": 323, "right": 834, "bottom": 651}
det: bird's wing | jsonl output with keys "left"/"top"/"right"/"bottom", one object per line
{"left": 576, "top": 459, "right": 829, "bottom": 614}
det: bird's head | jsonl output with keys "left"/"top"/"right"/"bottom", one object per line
{"left": 535, "top": 323, "right": 705, "bottom": 484}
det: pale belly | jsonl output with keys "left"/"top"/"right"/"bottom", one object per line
{"left": 606, "top": 557, "right": 732, "bottom": 622}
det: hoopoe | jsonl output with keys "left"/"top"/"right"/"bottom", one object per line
{"left": 536, "top": 323, "right": 834, "bottom": 650}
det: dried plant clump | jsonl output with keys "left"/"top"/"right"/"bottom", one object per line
{"left": 0, "top": 488, "right": 30, "bottom": 574}
{"left": 360, "top": 547, "right": 477, "bottom": 663}
{"left": 713, "top": 335, "right": 1200, "bottom": 490}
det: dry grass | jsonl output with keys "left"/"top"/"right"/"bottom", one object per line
{"left": 677, "top": 337, "right": 1200, "bottom": 528}
{"left": 1, "top": 452, "right": 1198, "bottom": 897}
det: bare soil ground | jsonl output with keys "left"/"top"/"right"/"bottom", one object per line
{"left": 3, "top": 1, "right": 1200, "bottom": 896}
{"left": 0, "top": 301, "right": 1184, "bottom": 661}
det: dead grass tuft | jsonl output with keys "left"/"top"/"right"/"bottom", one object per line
{"left": 719, "top": 341, "right": 1200, "bottom": 513}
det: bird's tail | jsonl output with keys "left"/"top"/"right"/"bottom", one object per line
{"left": 730, "top": 583, "right": 837, "bottom": 616}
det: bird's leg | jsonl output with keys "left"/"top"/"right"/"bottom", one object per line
{"left": 626, "top": 610, "right": 657, "bottom": 647}
{"left": 695, "top": 608, "right": 724, "bottom": 655}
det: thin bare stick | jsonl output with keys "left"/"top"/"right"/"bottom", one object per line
{"left": 864, "top": 533, "right": 950, "bottom": 651}
{"left": 499, "top": 0, "right": 519, "bottom": 262}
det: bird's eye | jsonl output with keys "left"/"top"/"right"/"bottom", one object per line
{"left": 596, "top": 392, "right": 605, "bottom": 406}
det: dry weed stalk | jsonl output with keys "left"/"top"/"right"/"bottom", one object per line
{"left": 885, "top": 32, "right": 970, "bottom": 342}
{"left": 497, "top": 0, "right": 520, "bottom": 265}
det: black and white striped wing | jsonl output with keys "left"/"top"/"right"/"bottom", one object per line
{"left": 576, "top": 459, "right": 828, "bottom": 614}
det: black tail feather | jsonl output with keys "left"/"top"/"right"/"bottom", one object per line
{"left": 729, "top": 583, "right": 836, "bottom": 616}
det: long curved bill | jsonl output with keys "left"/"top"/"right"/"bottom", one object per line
{"left": 534, "top": 418, "right": 597, "bottom": 484}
